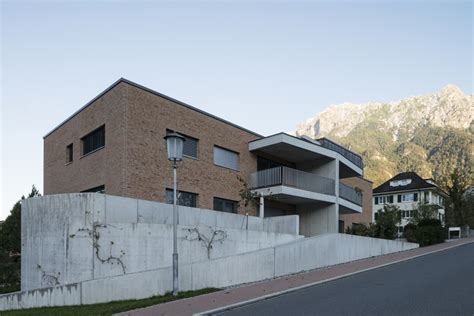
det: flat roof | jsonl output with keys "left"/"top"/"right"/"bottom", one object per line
{"left": 44, "top": 78, "right": 264, "bottom": 139}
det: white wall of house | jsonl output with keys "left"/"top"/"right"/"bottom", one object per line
{"left": 372, "top": 189, "right": 446, "bottom": 227}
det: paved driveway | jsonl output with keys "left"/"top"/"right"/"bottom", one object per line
{"left": 217, "top": 243, "right": 474, "bottom": 316}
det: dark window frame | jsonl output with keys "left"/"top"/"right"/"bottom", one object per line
{"left": 81, "top": 185, "right": 105, "bottom": 193}
{"left": 213, "top": 197, "right": 238, "bottom": 213}
{"left": 165, "top": 188, "right": 198, "bottom": 207}
{"left": 81, "top": 125, "right": 105, "bottom": 156}
{"left": 166, "top": 129, "right": 199, "bottom": 159}
{"left": 213, "top": 145, "right": 240, "bottom": 171}
{"left": 66, "top": 143, "right": 73, "bottom": 164}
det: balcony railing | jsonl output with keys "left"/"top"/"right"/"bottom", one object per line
{"left": 339, "top": 182, "right": 362, "bottom": 206}
{"left": 250, "top": 166, "right": 335, "bottom": 196}
{"left": 318, "top": 138, "right": 363, "bottom": 169}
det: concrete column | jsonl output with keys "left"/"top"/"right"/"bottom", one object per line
{"left": 296, "top": 204, "right": 338, "bottom": 237}
{"left": 259, "top": 196, "right": 264, "bottom": 218}
{"left": 334, "top": 158, "right": 340, "bottom": 233}
{"left": 429, "top": 191, "right": 432, "bottom": 204}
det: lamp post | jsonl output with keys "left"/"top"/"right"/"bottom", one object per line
{"left": 164, "top": 132, "right": 185, "bottom": 296}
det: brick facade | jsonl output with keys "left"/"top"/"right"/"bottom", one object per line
{"left": 44, "top": 80, "right": 260, "bottom": 215}
{"left": 339, "top": 177, "right": 373, "bottom": 230}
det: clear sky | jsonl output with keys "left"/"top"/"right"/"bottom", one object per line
{"left": 0, "top": 0, "right": 472, "bottom": 220}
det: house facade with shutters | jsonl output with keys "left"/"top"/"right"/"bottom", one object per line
{"left": 44, "top": 78, "right": 366, "bottom": 237}
{"left": 372, "top": 172, "right": 448, "bottom": 234}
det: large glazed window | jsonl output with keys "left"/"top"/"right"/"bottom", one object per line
{"left": 213, "top": 146, "right": 239, "bottom": 171}
{"left": 82, "top": 125, "right": 105, "bottom": 155}
{"left": 166, "top": 189, "right": 197, "bottom": 207}
{"left": 166, "top": 129, "right": 198, "bottom": 159}
{"left": 213, "top": 197, "right": 238, "bottom": 213}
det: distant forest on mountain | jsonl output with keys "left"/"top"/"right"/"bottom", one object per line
{"left": 296, "top": 85, "right": 473, "bottom": 186}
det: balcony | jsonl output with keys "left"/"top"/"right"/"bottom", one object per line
{"left": 250, "top": 166, "right": 335, "bottom": 196}
{"left": 318, "top": 138, "right": 363, "bottom": 169}
{"left": 248, "top": 134, "right": 363, "bottom": 179}
{"left": 339, "top": 182, "right": 362, "bottom": 206}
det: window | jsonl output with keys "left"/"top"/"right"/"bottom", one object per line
{"left": 166, "top": 129, "right": 198, "bottom": 159}
{"left": 213, "top": 197, "right": 238, "bottom": 213}
{"left": 257, "top": 156, "right": 282, "bottom": 171}
{"left": 375, "top": 195, "right": 393, "bottom": 205}
{"left": 81, "top": 185, "right": 105, "bottom": 193}
{"left": 400, "top": 193, "right": 418, "bottom": 203}
{"left": 213, "top": 146, "right": 239, "bottom": 171}
{"left": 82, "top": 125, "right": 105, "bottom": 155}
{"left": 390, "top": 179, "right": 412, "bottom": 187}
{"left": 66, "top": 144, "right": 73, "bottom": 163}
{"left": 165, "top": 189, "right": 197, "bottom": 207}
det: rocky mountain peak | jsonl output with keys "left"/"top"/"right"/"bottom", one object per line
{"left": 295, "top": 85, "right": 473, "bottom": 186}
{"left": 296, "top": 85, "right": 473, "bottom": 140}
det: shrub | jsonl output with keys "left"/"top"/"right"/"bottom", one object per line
{"left": 414, "top": 219, "right": 446, "bottom": 246}
{"left": 345, "top": 223, "right": 377, "bottom": 237}
{"left": 403, "top": 223, "right": 417, "bottom": 243}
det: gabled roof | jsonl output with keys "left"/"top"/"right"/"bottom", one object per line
{"left": 44, "top": 78, "right": 263, "bottom": 139}
{"left": 373, "top": 172, "right": 439, "bottom": 194}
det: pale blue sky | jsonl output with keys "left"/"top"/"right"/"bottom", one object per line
{"left": 1, "top": 0, "right": 472, "bottom": 219}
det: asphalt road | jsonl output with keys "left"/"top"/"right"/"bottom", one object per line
{"left": 217, "top": 243, "right": 474, "bottom": 316}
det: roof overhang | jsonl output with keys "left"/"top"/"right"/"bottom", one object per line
{"left": 249, "top": 133, "right": 363, "bottom": 176}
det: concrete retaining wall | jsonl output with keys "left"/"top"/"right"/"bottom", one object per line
{"left": 2, "top": 233, "right": 418, "bottom": 311}
{"left": 21, "top": 194, "right": 301, "bottom": 292}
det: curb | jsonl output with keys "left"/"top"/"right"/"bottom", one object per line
{"left": 194, "top": 239, "right": 474, "bottom": 315}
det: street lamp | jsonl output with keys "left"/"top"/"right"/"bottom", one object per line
{"left": 164, "top": 132, "right": 185, "bottom": 296}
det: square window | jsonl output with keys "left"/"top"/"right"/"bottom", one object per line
{"left": 166, "top": 129, "right": 198, "bottom": 158}
{"left": 82, "top": 125, "right": 105, "bottom": 155}
{"left": 214, "top": 146, "right": 239, "bottom": 171}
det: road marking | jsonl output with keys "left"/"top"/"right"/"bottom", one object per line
{"left": 194, "top": 239, "right": 474, "bottom": 316}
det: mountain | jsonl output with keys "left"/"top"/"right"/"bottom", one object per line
{"left": 295, "top": 85, "right": 474, "bottom": 186}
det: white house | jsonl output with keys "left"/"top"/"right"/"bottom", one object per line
{"left": 372, "top": 172, "right": 448, "bottom": 235}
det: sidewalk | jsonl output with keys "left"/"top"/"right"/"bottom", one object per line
{"left": 117, "top": 237, "right": 474, "bottom": 316}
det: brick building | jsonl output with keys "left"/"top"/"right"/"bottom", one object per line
{"left": 44, "top": 78, "right": 369, "bottom": 236}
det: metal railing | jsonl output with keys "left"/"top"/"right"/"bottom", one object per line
{"left": 318, "top": 138, "right": 363, "bottom": 169}
{"left": 339, "top": 182, "right": 362, "bottom": 206}
{"left": 250, "top": 166, "right": 335, "bottom": 196}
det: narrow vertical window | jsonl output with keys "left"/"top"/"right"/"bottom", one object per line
{"left": 66, "top": 143, "right": 73, "bottom": 163}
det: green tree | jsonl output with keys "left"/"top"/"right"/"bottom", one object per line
{"left": 411, "top": 202, "right": 439, "bottom": 226}
{"left": 437, "top": 168, "right": 473, "bottom": 226}
{"left": 0, "top": 185, "right": 41, "bottom": 254}
{"left": 0, "top": 185, "right": 41, "bottom": 294}
{"left": 374, "top": 204, "right": 402, "bottom": 240}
